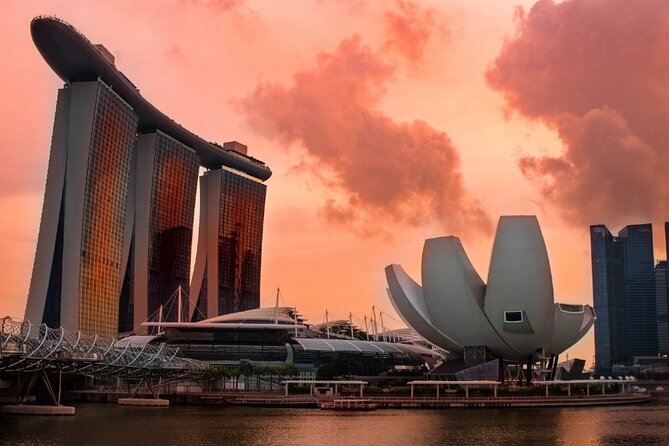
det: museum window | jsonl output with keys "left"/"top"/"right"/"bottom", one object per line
{"left": 504, "top": 311, "right": 523, "bottom": 323}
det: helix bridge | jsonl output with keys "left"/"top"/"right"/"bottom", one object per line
{"left": 0, "top": 316, "right": 206, "bottom": 406}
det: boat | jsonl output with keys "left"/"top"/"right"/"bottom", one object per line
{"left": 320, "top": 399, "right": 376, "bottom": 411}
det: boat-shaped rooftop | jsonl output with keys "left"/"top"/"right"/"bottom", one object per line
{"left": 31, "top": 16, "right": 271, "bottom": 181}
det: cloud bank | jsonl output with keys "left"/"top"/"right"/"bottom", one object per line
{"left": 239, "top": 29, "right": 490, "bottom": 236}
{"left": 487, "top": 0, "right": 669, "bottom": 227}
{"left": 238, "top": 2, "right": 490, "bottom": 237}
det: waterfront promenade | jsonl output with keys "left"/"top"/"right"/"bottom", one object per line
{"left": 62, "top": 388, "right": 652, "bottom": 409}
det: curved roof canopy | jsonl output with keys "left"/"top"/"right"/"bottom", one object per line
{"left": 291, "top": 337, "right": 443, "bottom": 359}
{"left": 31, "top": 16, "right": 272, "bottom": 181}
{"left": 202, "top": 307, "right": 303, "bottom": 325}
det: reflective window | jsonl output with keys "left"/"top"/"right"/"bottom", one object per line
{"left": 147, "top": 132, "right": 198, "bottom": 323}
{"left": 118, "top": 131, "right": 199, "bottom": 331}
{"left": 79, "top": 80, "right": 138, "bottom": 337}
{"left": 217, "top": 168, "right": 267, "bottom": 315}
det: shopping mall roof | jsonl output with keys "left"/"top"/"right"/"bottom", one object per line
{"left": 291, "top": 338, "right": 443, "bottom": 358}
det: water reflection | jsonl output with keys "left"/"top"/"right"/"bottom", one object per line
{"left": 0, "top": 403, "right": 668, "bottom": 446}
{"left": 566, "top": 404, "right": 669, "bottom": 446}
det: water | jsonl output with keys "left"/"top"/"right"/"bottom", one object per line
{"left": 1, "top": 402, "right": 668, "bottom": 446}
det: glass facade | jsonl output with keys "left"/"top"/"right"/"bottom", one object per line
{"left": 664, "top": 222, "right": 669, "bottom": 354}
{"left": 591, "top": 223, "right": 657, "bottom": 372}
{"left": 455, "top": 359, "right": 500, "bottom": 381}
{"left": 157, "top": 327, "right": 432, "bottom": 373}
{"left": 666, "top": 222, "right": 669, "bottom": 267}
{"left": 619, "top": 224, "right": 657, "bottom": 364}
{"left": 217, "top": 168, "right": 267, "bottom": 314}
{"left": 193, "top": 167, "right": 267, "bottom": 318}
{"left": 118, "top": 132, "right": 199, "bottom": 332}
{"left": 655, "top": 261, "right": 669, "bottom": 355}
{"left": 590, "top": 227, "right": 609, "bottom": 372}
{"left": 147, "top": 133, "right": 198, "bottom": 323}
{"left": 78, "top": 81, "right": 138, "bottom": 337}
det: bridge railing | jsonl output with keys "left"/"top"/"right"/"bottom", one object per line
{"left": 0, "top": 316, "right": 206, "bottom": 377}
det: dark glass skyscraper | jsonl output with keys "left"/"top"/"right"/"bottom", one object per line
{"left": 664, "top": 223, "right": 669, "bottom": 354}
{"left": 591, "top": 225, "right": 626, "bottom": 372}
{"left": 655, "top": 260, "right": 669, "bottom": 355}
{"left": 666, "top": 222, "right": 669, "bottom": 262}
{"left": 655, "top": 221, "right": 669, "bottom": 355}
{"left": 591, "top": 223, "right": 657, "bottom": 373}
{"left": 619, "top": 224, "right": 657, "bottom": 364}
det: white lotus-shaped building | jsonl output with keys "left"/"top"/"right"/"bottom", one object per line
{"left": 385, "top": 216, "right": 595, "bottom": 362}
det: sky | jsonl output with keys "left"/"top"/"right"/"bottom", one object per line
{"left": 1, "top": 0, "right": 668, "bottom": 366}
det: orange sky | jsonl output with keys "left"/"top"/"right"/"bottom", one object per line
{"left": 2, "top": 0, "right": 668, "bottom": 366}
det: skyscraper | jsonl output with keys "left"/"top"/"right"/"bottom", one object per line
{"left": 654, "top": 221, "right": 669, "bottom": 355}
{"left": 619, "top": 224, "right": 657, "bottom": 364}
{"left": 25, "top": 80, "right": 138, "bottom": 337}
{"left": 590, "top": 225, "right": 626, "bottom": 372}
{"left": 25, "top": 17, "right": 271, "bottom": 336}
{"left": 591, "top": 223, "right": 657, "bottom": 373}
{"left": 666, "top": 222, "right": 669, "bottom": 263}
{"left": 663, "top": 223, "right": 669, "bottom": 355}
{"left": 655, "top": 260, "right": 669, "bottom": 355}
{"left": 190, "top": 153, "right": 267, "bottom": 319}
{"left": 118, "top": 131, "right": 199, "bottom": 333}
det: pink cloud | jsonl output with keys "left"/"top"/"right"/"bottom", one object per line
{"left": 184, "top": 0, "right": 245, "bottom": 11}
{"left": 518, "top": 108, "right": 659, "bottom": 226}
{"left": 239, "top": 36, "right": 491, "bottom": 236}
{"left": 383, "top": 0, "right": 441, "bottom": 66}
{"left": 487, "top": 0, "right": 669, "bottom": 227}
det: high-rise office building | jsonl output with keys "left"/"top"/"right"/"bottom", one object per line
{"left": 25, "top": 17, "right": 271, "bottom": 336}
{"left": 590, "top": 225, "right": 626, "bottom": 372}
{"left": 25, "top": 80, "right": 138, "bottom": 337}
{"left": 655, "top": 221, "right": 669, "bottom": 355}
{"left": 590, "top": 223, "right": 657, "bottom": 373}
{"left": 663, "top": 223, "right": 669, "bottom": 354}
{"left": 190, "top": 157, "right": 267, "bottom": 320}
{"left": 666, "top": 222, "right": 669, "bottom": 262}
{"left": 655, "top": 260, "right": 669, "bottom": 355}
{"left": 619, "top": 224, "right": 657, "bottom": 363}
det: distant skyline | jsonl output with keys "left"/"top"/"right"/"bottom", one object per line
{"left": 2, "top": 0, "right": 669, "bottom": 364}
{"left": 591, "top": 223, "right": 658, "bottom": 373}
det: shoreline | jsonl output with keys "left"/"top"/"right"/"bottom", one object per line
{"left": 53, "top": 389, "right": 654, "bottom": 409}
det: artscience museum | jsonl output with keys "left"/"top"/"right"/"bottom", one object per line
{"left": 385, "top": 216, "right": 595, "bottom": 380}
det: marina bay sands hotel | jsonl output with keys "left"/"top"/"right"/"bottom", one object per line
{"left": 24, "top": 17, "right": 272, "bottom": 337}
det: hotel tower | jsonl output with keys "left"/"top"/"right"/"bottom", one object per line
{"left": 24, "top": 17, "right": 271, "bottom": 337}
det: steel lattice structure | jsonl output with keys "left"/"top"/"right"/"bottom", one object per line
{"left": 0, "top": 317, "right": 206, "bottom": 378}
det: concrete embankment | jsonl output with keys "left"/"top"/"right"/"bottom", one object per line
{"left": 57, "top": 391, "right": 652, "bottom": 408}
{"left": 60, "top": 390, "right": 652, "bottom": 409}
{"left": 365, "top": 393, "right": 651, "bottom": 408}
